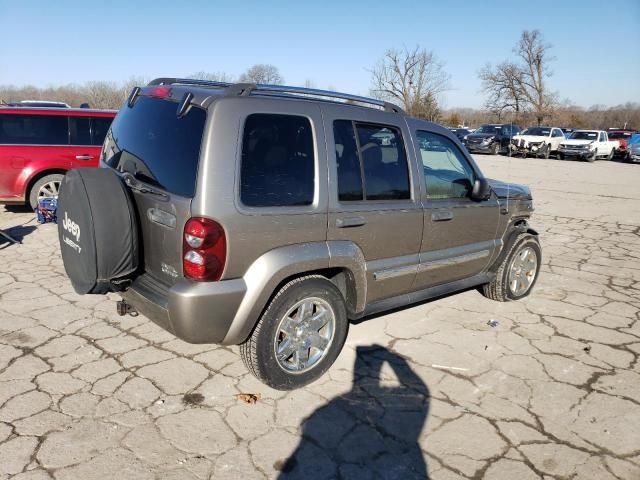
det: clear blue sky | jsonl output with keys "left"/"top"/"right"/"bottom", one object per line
{"left": 1, "top": 0, "right": 638, "bottom": 109}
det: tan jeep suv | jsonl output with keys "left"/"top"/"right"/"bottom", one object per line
{"left": 57, "top": 78, "right": 541, "bottom": 390}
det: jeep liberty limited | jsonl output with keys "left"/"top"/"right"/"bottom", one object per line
{"left": 57, "top": 78, "right": 541, "bottom": 390}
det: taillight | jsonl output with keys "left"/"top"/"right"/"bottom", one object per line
{"left": 183, "top": 217, "right": 226, "bottom": 281}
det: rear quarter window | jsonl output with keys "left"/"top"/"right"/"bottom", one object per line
{"left": 0, "top": 114, "right": 68, "bottom": 145}
{"left": 240, "top": 113, "right": 315, "bottom": 207}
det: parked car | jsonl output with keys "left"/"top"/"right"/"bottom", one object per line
{"left": 557, "top": 130, "right": 619, "bottom": 162}
{"left": 463, "top": 124, "right": 521, "bottom": 155}
{"left": 0, "top": 106, "right": 116, "bottom": 208}
{"left": 509, "top": 126, "right": 565, "bottom": 158}
{"left": 607, "top": 130, "right": 636, "bottom": 159}
{"left": 561, "top": 128, "right": 575, "bottom": 136}
{"left": 449, "top": 128, "right": 472, "bottom": 141}
{"left": 57, "top": 79, "right": 541, "bottom": 390}
{"left": 627, "top": 134, "right": 640, "bottom": 163}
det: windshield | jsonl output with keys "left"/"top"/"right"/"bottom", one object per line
{"left": 629, "top": 134, "right": 640, "bottom": 145}
{"left": 569, "top": 131, "right": 598, "bottom": 140}
{"left": 475, "top": 125, "right": 502, "bottom": 134}
{"left": 103, "top": 96, "right": 206, "bottom": 197}
{"left": 521, "top": 127, "right": 550, "bottom": 136}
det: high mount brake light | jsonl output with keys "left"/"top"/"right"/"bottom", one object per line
{"left": 148, "top": 86, "right": 172, "bottom": 98}
{"left": 183, "top": 218, "right": 226, "bottom": 281}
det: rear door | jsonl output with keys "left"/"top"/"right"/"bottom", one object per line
{"left": 411, "top": 125, "right": 501, "bottom": 288}
{"left": 324, "top": 107, "right": 423, "bottom": 304}
{"left": 102, "top": 95, "right": 206, "bottom": 286}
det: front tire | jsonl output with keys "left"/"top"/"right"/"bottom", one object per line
{"left": 240, "top": 275, "right": 349, "bottom": 390}
{"left": 607, "top": 149, "right": 615, "bottom": 161}
{"left": 481, "top": 233, "right": 541, "bottom": 302}
{"left": 29, "top": 173, "right": 64, "bottom": 210}
{"left": 492, "top": 142, "right": 500, "bottom": 155}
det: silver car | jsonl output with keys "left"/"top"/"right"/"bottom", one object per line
{"left": 57, "top": 78, "right": 542, "bottom": 390}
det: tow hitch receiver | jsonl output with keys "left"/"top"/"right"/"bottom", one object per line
{"left": 116, "top": 300, "right": 138, "bottom": 317}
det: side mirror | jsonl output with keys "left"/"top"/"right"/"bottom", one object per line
{"left": 471, "top": 178, "right": 492, "bottom": 201}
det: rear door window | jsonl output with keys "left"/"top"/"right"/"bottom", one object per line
{"left": 103, "top": 96, "right": 206, "bottom": 197}
{"left": 70, "top": 117, "right": 92, "bottom": 145}
{"left": 240, "top": 113, "right": 315, "bottom": 207}
{"left": 92, "top": 117, "right": 112, "bottom": 145}
{"left": 333, "top": 120, "right": 410, "bottom": 201}
{"left": 0, "top": 114, "right": 68, "bottom": 145}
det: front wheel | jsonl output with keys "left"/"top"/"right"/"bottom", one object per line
{"left": 240, "top": 275, "right": 349, "bottom": 390}
{"left": 538, "top": 144, "right": 550, "bottom": 159}
{"left": 480, "top": 233, "right": 541, "bottom": 302}
{"left": 492, "top": 142, "right": 500, "bottom": 155}
{"left": 607, "top": 149, "right": 615, "bottom": 161}
{"left": 29, "top": 173, "right": 64, "bottom": 210}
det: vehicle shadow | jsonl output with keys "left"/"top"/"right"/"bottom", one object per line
{"left": 0, "top": 225, "right": 37, "bottom": 249}
{"left": 277, "top": 345, "right": 430, "bottom": 479}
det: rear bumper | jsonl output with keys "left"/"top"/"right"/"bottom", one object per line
{"left": 120, "top": 274, "right": 246, "bottom": 344}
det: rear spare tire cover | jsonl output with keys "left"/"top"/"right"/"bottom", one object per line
{"left": 57, "top": 168, "right": 139, "bottom": 294}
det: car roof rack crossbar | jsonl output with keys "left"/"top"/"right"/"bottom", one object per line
{"left": 147, "top": 78, "right": 405, "bottom": 113}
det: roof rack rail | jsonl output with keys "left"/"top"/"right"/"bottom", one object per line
{"left": 147, "top": 78, "right": 405, "bottom": 113}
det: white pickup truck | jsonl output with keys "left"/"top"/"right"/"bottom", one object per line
{"left": 558, "top": 130, "right": 619, "bottom": 162}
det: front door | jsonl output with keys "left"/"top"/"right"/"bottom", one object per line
{"left": 412, "top": 128, "right": 502, "bottom": 289}
{"left": 324, "top": 107, "right": 423, "bottom": 305}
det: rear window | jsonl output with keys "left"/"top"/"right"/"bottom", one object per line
{"left": 103, "top": 96, "right": 206, "bottom": 197}
{"left": 0, "top": 114, "right": 68, "bottom": 145}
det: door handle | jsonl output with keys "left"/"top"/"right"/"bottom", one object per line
{"left": 431, "top": 210, "right": 453, "bottom": 222}
{"left": 336, "top": 216, "right": 366, "bottom": 228}
{"left": 75, "top": 155, "right": 95, "bottom": 161}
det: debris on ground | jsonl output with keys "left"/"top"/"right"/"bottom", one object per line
{"left": 237, "top": 393, "right": 262, "bottom": 404}
{"left": 583, "top": 345, "right": 591, "bottom": 353}
{"left": 487, "top": 319, "right": 499, "bottom": 328}
{"left": 431, "top": 364, "right": 469, "bottom": 372}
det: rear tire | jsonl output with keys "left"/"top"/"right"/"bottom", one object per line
{"left": 607, "top": 149, "right": 615, "bottom": 161}
{"left": 480, "top": 233, "right": 541, "bottom": 302}
{"left": 240, "top": 275, "right": 349, "bottom": 390}
{"left": 29, "top": 173, "right": 64, "bottom": 210}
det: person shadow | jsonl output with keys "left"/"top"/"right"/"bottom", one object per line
{"left": 277, "top": 344, "right": 430, "bottom": 479}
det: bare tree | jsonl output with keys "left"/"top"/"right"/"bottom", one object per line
{"left": 479, "top": 61, "right": 526, "bottom": 120}
{"left": 369, "top": 46, "right": 450, "bottom": 120}
{"left": 239, "top": 64, "right": 284, "bottom": 85}
{"left": 478, "top": 30, "right": 557, "bottom": 125}
{"left": 514, "top": 30, "right": 556, "bottom": 125}
{"left": 81, "top": 81, "right": 123, "bottom": 109}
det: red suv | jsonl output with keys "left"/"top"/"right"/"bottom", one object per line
{"left": 0, "top": 106, "right": 116, "bottom": 208}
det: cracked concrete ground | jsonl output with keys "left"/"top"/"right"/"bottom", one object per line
{"left": 0, "top": 155, "right": 639, "bottom": 479}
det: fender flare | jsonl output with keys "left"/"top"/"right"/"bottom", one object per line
{"left": 488, "top": 221, "right": 538, "bottom": 273}
{"left": 221, "top": 241, "right": 367, "bottom": 345}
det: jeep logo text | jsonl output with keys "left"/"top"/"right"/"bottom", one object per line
{"left": 62, "top": 212, "right": 81, "bottom": 242}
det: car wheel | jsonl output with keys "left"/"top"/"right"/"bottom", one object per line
{"left": 607, "top": 149, "right": 615, "bottom": 161}
{"left": 240, "top": 275, "right": 349, "bottom": 390}
{"left": 480, "top": 233, "right": 541, "bottom": 302}
{"left": 587, "top": 151, "right": 596, "bottom": 162}
{"left": 493, "top": 143, "right": 500, "bottom": 155}
{"left": 29, "top": 173, "right": 64, "bottom": 210}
